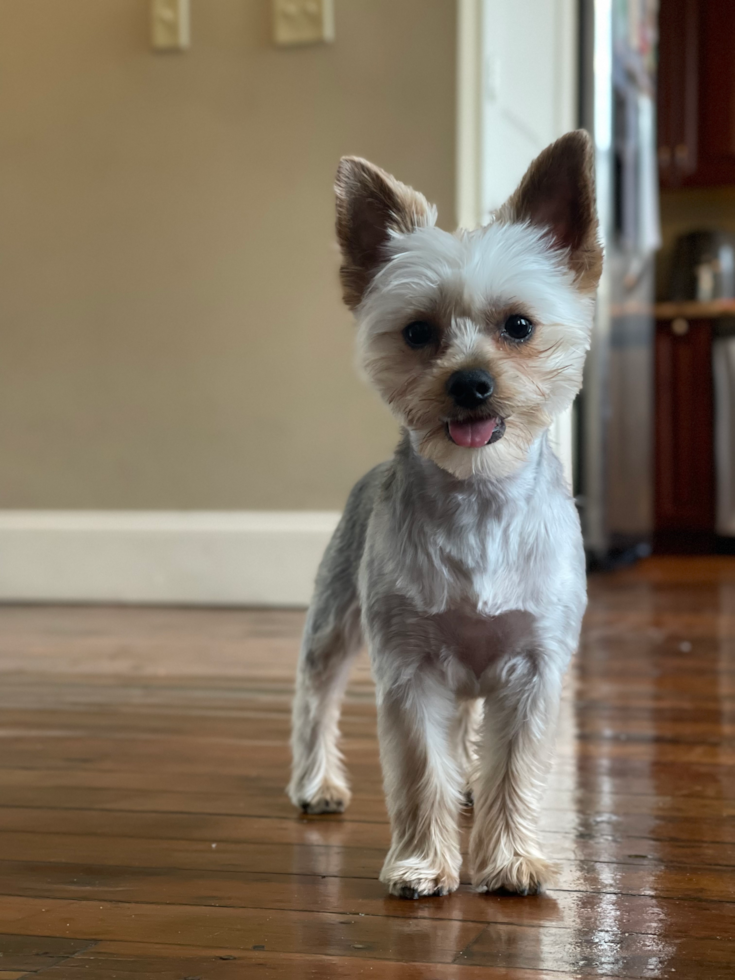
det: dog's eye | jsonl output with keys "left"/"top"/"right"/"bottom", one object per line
{"left": 503, "top": 315, "right": 534, "bottom": 341}
{"left": 402, "top": 321, "right": 435, "bottom": 349}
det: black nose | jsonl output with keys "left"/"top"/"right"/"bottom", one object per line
{"left": 447, "top": 369, "right": 494, "bottom": 409}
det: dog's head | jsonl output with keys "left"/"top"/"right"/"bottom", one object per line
{"left": 335, "top": 130, "right": 602, "bottom": 480}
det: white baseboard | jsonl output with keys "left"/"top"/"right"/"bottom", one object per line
{"left": 0, "top": 511, "right": 341, "bottom": 607}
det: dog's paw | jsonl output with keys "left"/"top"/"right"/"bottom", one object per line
{"left": 472, "top": 854, "right": 555, "bottom": 896}
{"left": 288, "top": 779, "right": 351, "bottom": 815}
{"left": 299, "top": 792, "right": 348, "bottom": 815}
{"left": 381, "top": 859, "right": 460, "bottom": 899}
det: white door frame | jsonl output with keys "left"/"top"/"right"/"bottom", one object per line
{"left": 456, "top": 0, "right": 579, "bottom": 486}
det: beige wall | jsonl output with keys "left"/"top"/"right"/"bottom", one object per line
{"left": 0, "top": 0, "right": 456, "bottom": 509}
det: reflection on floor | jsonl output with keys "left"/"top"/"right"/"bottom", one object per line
{"left": 0, "top": 556, "right": 732, "bottom": 978}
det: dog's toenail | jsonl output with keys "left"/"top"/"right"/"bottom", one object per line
{"left": 399, "top": 886, "right": 420, "bottom": 899}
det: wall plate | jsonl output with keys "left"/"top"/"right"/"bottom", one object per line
{"left": 152, "top": 0, "right": 190, "bottom": 51}
{"left": 273, "top": 0, "right": 335, "bottom": 46}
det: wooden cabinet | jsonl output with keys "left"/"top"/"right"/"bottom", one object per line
{"left": 654, "top": 317, "right": 715, "bottom": 552}
{"left": 657, "top": 0, "right": 735, "bottom": 188}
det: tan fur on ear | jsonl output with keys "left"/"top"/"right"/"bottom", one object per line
{"left": 497, "top": 130, "right": 603, "bottom": 293}
{"left": 335, "top": 157, "right": 435, "bottom": 309}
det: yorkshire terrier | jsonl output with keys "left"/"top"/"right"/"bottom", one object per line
{"left": 288, "top": 130, "right": 602, "bottom": 898}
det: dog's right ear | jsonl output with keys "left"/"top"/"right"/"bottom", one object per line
{"left": 335, "top": 157, "right": 435, "bottom": 309}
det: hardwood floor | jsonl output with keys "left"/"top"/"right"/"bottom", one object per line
{"left": 0, "top": 556, "right": 732, "bottom": 978}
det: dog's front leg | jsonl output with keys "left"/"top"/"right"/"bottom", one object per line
{"left": 376, "top": 672, "right": 463, "bottom": 899}
{"left": 470, "top": 655, "right": 561, "bottom": 895}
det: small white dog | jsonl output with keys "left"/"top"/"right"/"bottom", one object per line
{"left": 288, "top": 130, "right": 602, "bottom": 898}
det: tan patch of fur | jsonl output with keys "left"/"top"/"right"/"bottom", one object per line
{"left": 479, "top": 300, "right": 537, "bottom": 332}
{"left": 335, "top": 157, "right": 434, "bottom": 309}
{"left": 495, "top": 129, "right": 603, "bottom": 294}
{"left": 361, "top": 317, "right": 582, "bottom": 482}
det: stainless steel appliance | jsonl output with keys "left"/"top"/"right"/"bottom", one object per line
{"left": 714, "top": 321, "right": 735, "bottom": 538}
{"left": 578, "top": 0, "right": 660, "bottom": 565}
{"left": 671, "top": 230, "right": 735, "bottom": 302}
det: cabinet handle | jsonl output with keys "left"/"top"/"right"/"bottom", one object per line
{"left": 674, "top": 143, "right": 689, "bottom": 166}
{"left": 672, "top": 317, "right": 689, "bottom": 336}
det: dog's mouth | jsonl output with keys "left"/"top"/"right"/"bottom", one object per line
{"left": 446, "top": 416, "right": 506, "bottom": 448}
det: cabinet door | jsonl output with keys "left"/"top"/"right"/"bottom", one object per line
{"left": 696, "top": 0, "right": 735, "bottom": 185}
{"left": 654, "top": 319, "right": 715, "bottom": 552}
{"left": 657, "top": 0, "right": 698, "bottom": 187}
{"left": 657, "top": 0, "right": 735, "bottom": 188}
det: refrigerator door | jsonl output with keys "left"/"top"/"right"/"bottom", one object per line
{"left": 579, "top": 0, "right": 659, "bottom": 563}
{"left": 714, "top": 333, "right": 735, "bottom": 536}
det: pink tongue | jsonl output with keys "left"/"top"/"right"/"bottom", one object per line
{"left": 448, "top": 417, "right": 497, "bottom": 448}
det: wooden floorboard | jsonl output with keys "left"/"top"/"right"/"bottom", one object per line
{"left": 0, "top": 556, "right": 733, "bottom": 978}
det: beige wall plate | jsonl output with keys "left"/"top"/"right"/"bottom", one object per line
{"left": 273, "top": 0, "right": 335, "bottom": 46}
{"left": 152, "top": 0, "right": 190, "bottom": 51}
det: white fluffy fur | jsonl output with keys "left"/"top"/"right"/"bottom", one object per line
{"left": 355, "top": 221, "right": 594, "bottom": 481}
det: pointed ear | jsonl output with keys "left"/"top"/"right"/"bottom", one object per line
{"left": 498, "top": 130, "right": 602, "bottom": 292}
{"left": 335, "top": 157, "right": 435, "bottom": 309}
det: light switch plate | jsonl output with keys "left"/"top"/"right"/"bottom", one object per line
{"left": 273, "top": 0, "right": 335, "bottom": 46}
{"left": 152, "top": 0, "right": 190, "bottom": 51}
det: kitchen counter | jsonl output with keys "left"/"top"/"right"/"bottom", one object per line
{"left": 655, "top": 299, "right": 735, "bottom": 320}
{"left": 611, "top": 299, "right": 735, "bottom": 319}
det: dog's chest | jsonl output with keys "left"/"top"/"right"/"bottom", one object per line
{"left": 429, "top": 604, "right": 537, "bottom": 677}
{"left": 386, "top": 517, "right": 548, "bottom": 676}
{"left": 393, "top": 495, "right": 567, "bottom": 673}
{"left": 365, "top": 442, "right": 586, "bottom": 679}
{"left": 405, "top": 501, "right": 547, "bottom": 614}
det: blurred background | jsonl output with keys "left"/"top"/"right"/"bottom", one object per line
{"left": 0, "top": 0, "right": 733, "bottom": 607}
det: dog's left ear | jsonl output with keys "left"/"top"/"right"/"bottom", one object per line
{"left": 335, "top": 157, "right": 435, "bottom": 309}
{"left": 499, "top": 130, "right": 602, "bottom": 292}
